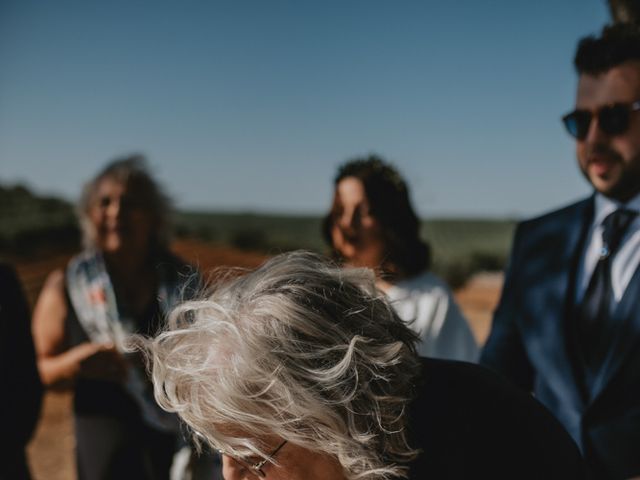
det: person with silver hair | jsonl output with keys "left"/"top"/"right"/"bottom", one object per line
{"left": 145, "top": 251, "right": 586, "bottom": 480}
{"left": 32, "top": 155, "right": 204, "bottom": 480}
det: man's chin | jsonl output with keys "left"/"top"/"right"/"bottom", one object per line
{"left": 588, "top": 168, "right": 618, "bottom": 194}
{"left": 591, "top": 178, "right": 639, "bottom": 202}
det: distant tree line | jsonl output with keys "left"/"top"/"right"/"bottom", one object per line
{"left": 0, "top": 182, "right": 513, "bottom": 287}
{"left": 0, "top": 184, "right": 79, "bottom": 256}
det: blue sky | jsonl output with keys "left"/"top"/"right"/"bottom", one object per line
{"left": 0, "top": 1, "right": 610, "bottom": 217}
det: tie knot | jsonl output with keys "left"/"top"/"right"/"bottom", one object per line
{"left": 600, "top": 208, "right": 638, "bottom": 258}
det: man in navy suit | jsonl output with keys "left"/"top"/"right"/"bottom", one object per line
{"left": 481, "top": 23, "right": 640, "bottom": 480}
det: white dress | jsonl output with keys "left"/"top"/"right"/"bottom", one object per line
{"left": 385, "top": 271, "right": 479, "bottom": 362}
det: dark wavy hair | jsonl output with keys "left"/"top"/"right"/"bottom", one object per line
{"left": 575, "top": 22, "right": 640, "bottom": 75}
{"left": 322, "top": 155, "right": 431, "bottom": 279}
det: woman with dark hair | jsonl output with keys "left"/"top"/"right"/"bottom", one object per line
{"left": 323, "top": 155, "right": 478, "bottom": 361}
{"left": 31, "top": 155, "right": 203, "bottom": 480}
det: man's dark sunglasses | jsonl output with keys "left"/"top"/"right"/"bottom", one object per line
{"left": 562, "top": 101, "right": 640, "bottom": 140}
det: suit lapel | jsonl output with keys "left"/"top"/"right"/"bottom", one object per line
{"left": 521, "top": 197, "right": 593, "bottom": 411}
{"left": 590, "top": 264, "right": 640, "bottom": 400}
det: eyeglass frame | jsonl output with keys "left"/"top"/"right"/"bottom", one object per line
{"left": 217, "top": 440, "right": 288, "bottom": 478}
{"left": 562, "top": 100, "right": 640, "bottom": 140}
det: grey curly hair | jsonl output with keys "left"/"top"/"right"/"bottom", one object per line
{"left": 145, "top": 251, "right": 422, "bottom": 479}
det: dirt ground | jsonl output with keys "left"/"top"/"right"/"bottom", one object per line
{"left": 17, "top": 240, "right": 502, "bottom": 480}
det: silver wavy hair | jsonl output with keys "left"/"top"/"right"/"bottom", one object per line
{"left": 144, "top": 251, "right": 422, "bottom": 479}
{"left": 77, "top": 154, "right": 172, "bottom": 249}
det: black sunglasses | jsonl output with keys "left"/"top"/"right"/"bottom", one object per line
{"left": 562, "top": 101, "right": 640, "bottom": 140}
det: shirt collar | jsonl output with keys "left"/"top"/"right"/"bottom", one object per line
{"left": 593, "top": 191, "right": 640, "bottom": 227}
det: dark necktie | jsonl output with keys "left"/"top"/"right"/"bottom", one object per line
{"left": 577, "top": 208, "right": 637, "bottom": 373}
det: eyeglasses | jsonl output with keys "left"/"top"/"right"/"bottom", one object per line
{"left": 562, "top": 101, "right": 640, "bottom": 140}
{"left": 217, "top": 440, "right": 287, "bottom": 478}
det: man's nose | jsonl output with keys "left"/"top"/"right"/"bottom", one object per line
{"left": 583, "top": 115, "right": 610, "bottom": 145}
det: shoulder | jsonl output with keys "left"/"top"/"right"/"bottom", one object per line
{"left": 156, "top": 249, "right": 196, "bottom": 275}
{"left": 409, "top": 357, "right": 586, "bottom": 478}
{"left": 34, "top": 268, "right": 67, "bottom": 314}
{"left": 415, "top": 358, "right": 561, "bottom": 425}
{"left": 388, "top": 272, "right": 454, "bottom": 319}
{"left": 154, "top": 250, "right": 201, "bottom": 300}
{"left": 415, "top": 357, "right": 517, "bottom": 402}
{"left": 506, "top": 197, "right": 593, "bottom": 265}
{"left": 394, "top": 271, "right": 452, "bottom": 298}
{"left": 43, "top": 269, "right": 66, "bottom": 294}
{"left": 516, "top": 197, "right": 592, "bottom": 237}
{"left": 417, "top": 357, "right": 537, "bottom": 398}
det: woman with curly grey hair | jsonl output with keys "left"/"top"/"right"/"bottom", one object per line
{"left": 32, "top": 155, "right": 201, "bottom": 480}
{"left": 145, "top": 251, "right": 585, "bottom": 480}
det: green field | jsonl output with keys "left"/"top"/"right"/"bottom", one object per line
{"left": 174, "top": 211, "right": 516, "bottom": 286}
{"left": 175, "top": 211, "right": 516, "bottom": 258}
{"left": 0, "top": 183, "right": 516, "bottom": 285}
{"left": 174, "top": 211, "right": 326, "bottom": 252}
{"left": 0, "top": 184, "right": 78, "bottom": 255}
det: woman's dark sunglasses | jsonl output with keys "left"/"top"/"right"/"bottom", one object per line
{"left": 562, "top": 101, "right": 640, "bottom": 140}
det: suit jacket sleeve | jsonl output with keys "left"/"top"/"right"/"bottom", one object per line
{"left": 480, "top": 222, "right": 535, "bottom": 391}
{"left": 0, "top": 264, "right": 43, "bottom": 449}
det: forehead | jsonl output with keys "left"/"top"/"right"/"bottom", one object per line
{"left": 94, "top": 176, "right": 127, "bottom": 197}
{"left": 214, "top": 424, "right": 276, "bottom": 449}
{"left": 336, "top": 176, "right": 367, "bottom": 203}
{"left": 576, "top": 61, "right": 640, "bottom": 108}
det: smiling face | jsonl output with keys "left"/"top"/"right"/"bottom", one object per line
{"left": 88, "top": 176, "right": 154, "bottom": 255}
{"left": 576, "top": 60, "right": 640, "bottom": 202}
{"left": 329, "top": 176, "right": 386, "bottom": 269}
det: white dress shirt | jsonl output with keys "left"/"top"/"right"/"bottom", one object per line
{"left": 576, "top": 192, "right": 640, "bottom": 304}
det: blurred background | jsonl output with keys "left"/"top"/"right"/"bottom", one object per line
{"left": 1, "top": 0, "right": 613, "bottom": 478}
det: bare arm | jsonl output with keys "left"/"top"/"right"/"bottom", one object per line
{"left": 32, "top": 270, "right": 126, "bottom": 389}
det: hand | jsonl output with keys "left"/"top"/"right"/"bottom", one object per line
{"left": 76, "top": 342, "right": 128, "bottom": 382}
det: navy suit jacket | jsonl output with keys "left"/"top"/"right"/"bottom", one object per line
{"left": 481, "top": 196, "right": 640, "bottom": 479}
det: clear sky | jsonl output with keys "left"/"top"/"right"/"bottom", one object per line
{"left": 0, "top": 0, "right": 611, "bottom": 218}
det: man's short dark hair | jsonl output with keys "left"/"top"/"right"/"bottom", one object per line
{"left": 575, "top": 22, "right": 640, "bottom": 75}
